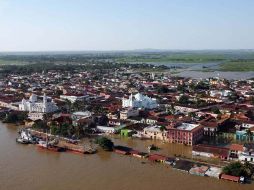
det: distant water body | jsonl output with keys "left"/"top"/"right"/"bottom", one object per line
{"left": 177, "top": 71, "right": 254, "bottom": 80}
{"left": 147, "top": 62, "right": 254, "bottom": 80}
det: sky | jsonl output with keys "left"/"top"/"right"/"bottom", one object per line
{"left": 0, "top": 0, "right": 254, "bottom": 51}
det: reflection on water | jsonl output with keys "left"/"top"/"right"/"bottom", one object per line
{"left": 0, "top": 122, "right": 253, "bottom": 190}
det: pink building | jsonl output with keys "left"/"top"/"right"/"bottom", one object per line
{"left": 167, "top": 123, "right": 203, "bottom": 146}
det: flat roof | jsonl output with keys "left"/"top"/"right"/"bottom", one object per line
{"left": 176, "top": 123, "right": 199, "bottom": 131}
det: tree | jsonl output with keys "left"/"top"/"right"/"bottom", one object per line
{"left": 246, "top": 129, "right": 253, "bottom": 142}
{"left": 222, "top": 162, "right": 247, "bottom": 177}
{"left": 95, "top": 137, "right": 114, "bottom": 151}
{"left": 243, "top": 161, "right": 254, "bottom": 177}
{"left": 60, "top": 123, "right": 70, "bottom": 137}
{"left": 32, "top": 120, "right": 48, "bottom": 131}
{"left": 211, "top": 106, "right": 221, "bottom": 114}
{"left": 251, "top": 96, "right": 254, "bottom": 105}
{"left": 50, "top": 124, "right": 60, "bottom": 135}
{"left": 160, "top": 126, "right": 166, "bottom": 131}
{"left": 228, "top": 92, "right": 239, "bottom": 101}
{"left": 4, "top": 111, "right": 28, "bottom": 123}
{"left": 98, "top": 115, "right": 109, "bottom": 126}
{"left": 177, "top": 84, "right": 186, "bottom": 93}
{"left": 157, "top": 86, "right": 169, "bottom": 94}
{"left": 179, "top": 95, "right": 189, "bottom": 105}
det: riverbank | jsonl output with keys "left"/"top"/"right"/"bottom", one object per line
{"left": 1, "top": 123, "right": 254, "bottom": 190}
{"left": 15, "top": 127, "right": 252, "bottom": 184}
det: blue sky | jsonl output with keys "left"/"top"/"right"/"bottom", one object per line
{"left": 0, "top": 0, "right": 253, "bottom": 51}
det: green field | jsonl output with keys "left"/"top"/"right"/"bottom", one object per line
{"left": 220, "top": 61, "right": 254, "bottom": 71}
{"left": 116, "top": 53, "right": 226, "bottom": 63}
{"left": 1, "top": 50, "right": 254, "bottom": 72}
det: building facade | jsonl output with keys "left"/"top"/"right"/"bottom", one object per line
{"left": 167, "top": 123, "right": 203, "bottom": 145}
{"left": 122, "top": 93, "right": 158, "bottom": 109}
{"left": 19, "top": 93, "right": 58, "bottom": 113}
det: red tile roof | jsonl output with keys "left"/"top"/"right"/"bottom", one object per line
{"left": 229, "top": 144, "right": 244, "bottom": 152}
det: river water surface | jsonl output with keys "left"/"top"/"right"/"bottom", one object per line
{"left": 0, "top": 122, "right": 253, "bottom": 190}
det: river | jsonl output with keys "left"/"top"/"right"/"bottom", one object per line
{"left": 0, "top": 122, "right": 253, "bottom": 190}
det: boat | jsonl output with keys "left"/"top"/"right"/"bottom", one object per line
{"left": 20, "top": 129, "right": 37, "bottom": 144}
{"left": 37, "top": 140, "right": 65, "bottom": 152}
{"left": 67, "top": 147, "right": 86, "bottom": 154}
{"left": 36, "top": 131, "right": 65, "bottom": 152}
{"left": 16, "top": 137, "right": 30, "bottom": 144}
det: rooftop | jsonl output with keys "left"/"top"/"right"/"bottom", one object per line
{"left": 176, "top": 123, "right": 199, "bottom": 131}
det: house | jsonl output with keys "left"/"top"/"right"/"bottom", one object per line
{"left": 28, "top": 112, "right": 45, "bottom": 121}
{"left": 174, "top": 105, "right": 199, "bottom": 114}
{"left": 60, "top": 94, "right": 88, "bottom": 103}
{"left": 238, "top": 143, "right": 254, "bottom": 163}
{"left": 120, "top": 129, "right": 133, "bottom": 137}
{"left": 229, "top": 144, "right": 244, "bottom": 160}
{"left": 220, "top": 174, "right": 240, "bottom": 183}
{"left": 120, "top": 108, "right": 139, "bottom": 120}
{"left": 200, "top": 117, "right": 219, "bottom": 136}
{"left": 71, "top": 111, "right": 92, "bottom": 126}
{"left": 235, "top": 130, "right": 254, "bottom": 141}
{"left": 205, "top": 167, "right": 222, "bottom": 178}
{"left": 137, "top": 125, "right": 167, "bottom": 141}
{"left": 167, "top": 123, "right": 203, "bottom": 145}
{"left": 96, "top": 126, "right": 116, "bottom": 134}
{"left": 148, "top": 154, "right": 168, "bottom": 162}
{"left": 192, "top": 144, "right": 229, "bottom": 160}
{"left": 129, "top": 150, "right": 148, "bottom": 159}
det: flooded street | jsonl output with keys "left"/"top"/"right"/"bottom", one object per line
{"left": 0, "top": 122, "right": 253, "bottom": 190}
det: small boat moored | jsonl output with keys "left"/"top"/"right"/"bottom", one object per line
{"left": 16, "top": 137, "right": 30, "bottom": 144}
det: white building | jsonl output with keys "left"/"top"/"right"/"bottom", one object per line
{"left": 19, "top": 93, "right": 58, "bottom": 113}
{"left": 137, "top": 125, "right": 167, "bottom": 141}
{"left": 60, "top": 94, "right": 88, "bottom": 103}
{"left": 97, "top": 126, "right": 116, "bottom": 134}
{"left": 122, "top": 93, "right": 158, "bottom": 109}
{"left": 239, "top": 152, "right": 254, "bottom": 163}
{"left": 238, "top": 144, "right": 254, "bottom": 163}
{"left": 28, "top": 112, "right": 45, "bottom": 121}
{"left": 210, "top": 90, "right": 232, "bottom": 97}
{"left": 120, "top": 108, "right": 139, "bottom": 120}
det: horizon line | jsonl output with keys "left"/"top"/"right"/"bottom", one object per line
{"left": 0, "top": 48, "right": 254, "bottom": 54}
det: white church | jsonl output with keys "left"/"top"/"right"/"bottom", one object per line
{"left": 122, "top": 93, "right": 158, "bottom": 109}
{"left": 19, "top": 93, "right": 58, "bottom": 113}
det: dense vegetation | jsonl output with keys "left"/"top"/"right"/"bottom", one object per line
{"left": 95, "top": 136, "right": 114, "bottom": 151}
{"left": 1, "top": 50, "right": 254, "bottom": 73}
{"left": 223, "top": 161, "right": 254, "bottom": 177}
{"left": 220, "top": 61, "right": 254, "bottom": 71}
{"left": 3, "top": 112, "right": 28, "bottom": 123}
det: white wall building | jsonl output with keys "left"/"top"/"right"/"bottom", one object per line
{"left": 137, "top": 125, "right": 167, "bottom": 141}
{"left": 120, "top": 108, "right": 139, "bottom": 120}
{"left": 19, "top": 93, "right": 58, "bottom": 113}
{"left": 122, "top": 93, "right": 158, "bottom": 109}
{"left": 60, "top": 94, "right": 87, "bottom": 103}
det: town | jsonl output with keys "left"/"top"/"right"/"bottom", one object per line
{"left": 0, "top": 60, "right": 253, "bottom": 184}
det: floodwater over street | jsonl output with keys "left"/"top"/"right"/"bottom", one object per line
{"left": 0, "top": 122, "right": 253, "bottom": 190}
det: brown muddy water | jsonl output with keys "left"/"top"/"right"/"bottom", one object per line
{"left": 0, "top": 122, "right": 253, "bottom": 190}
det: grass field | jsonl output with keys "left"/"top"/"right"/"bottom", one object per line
{"left": 220, "top": 61, "right": 254, "bottom": 71}
{"left": 116, "top": 54, "right": 226, "bottom": 63}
